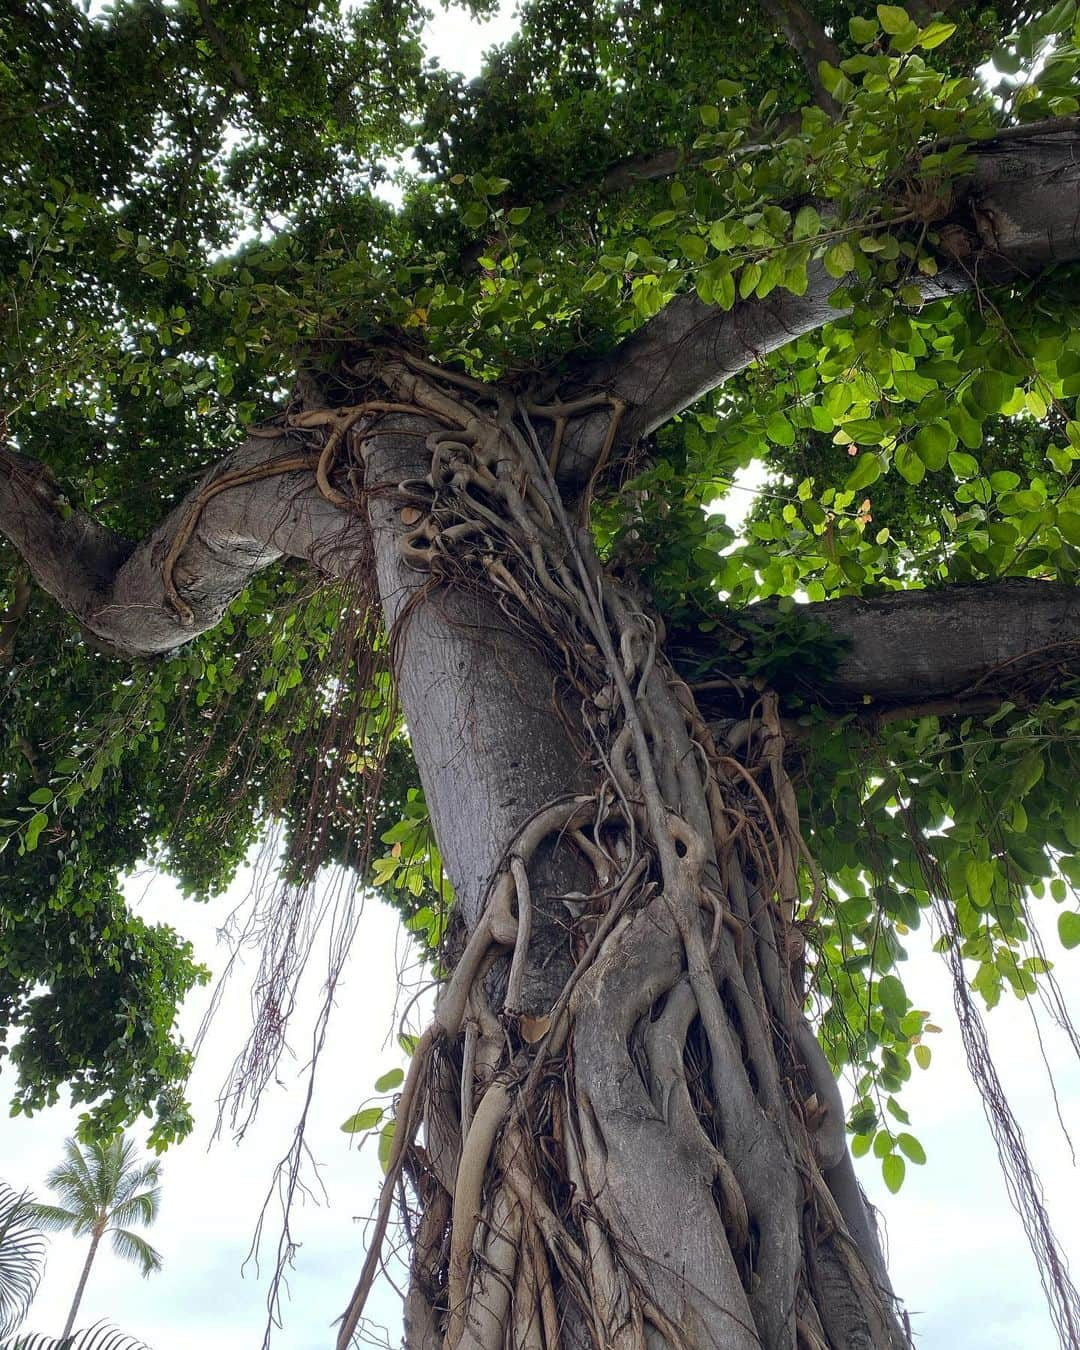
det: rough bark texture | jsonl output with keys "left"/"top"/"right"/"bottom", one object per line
{"left": 673, "top": 580, "right": 1080, "bottom": 714}
{"left": 0, "top": 432, "right": 366, "bottom": 656}
{"left": 363, "top": 411, "right": 592, "bottom": 1009}
{"left": 2, "top": 120, "right": 1080, "bottom": 1350}
{"left": 330, "top": 369, "right": 905, "bottom": 1350}
{"left": 558, "top": 120, "right": 1080, "bottom": 479}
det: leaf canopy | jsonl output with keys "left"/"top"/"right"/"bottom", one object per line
{"left": 0, "top": 0, "right": 1079, "bottom": 1197}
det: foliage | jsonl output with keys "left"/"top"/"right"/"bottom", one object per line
{"left": 0, "top": 0, "right": 1078, "bottom": 1235}
{"left": 0, "top": 1183, "right": 45, "bottom": 1338}
{"left": 0, "top": 1325, "right": 151, "bottom": 1350}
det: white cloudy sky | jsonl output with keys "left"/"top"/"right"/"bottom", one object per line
{"left": 3, "top": 6, "right": 1079, "bottom": 1349}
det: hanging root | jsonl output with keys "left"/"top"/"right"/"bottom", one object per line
{"left": 327, "top": 358, "right": 909, "bottom": 1350}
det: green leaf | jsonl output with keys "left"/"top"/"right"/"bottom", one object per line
{"left": 882, "top": 1153, "right": 907, "bottom": 1193}
{"left": 965, "top": 856, "right": 994, "bottom": 908}
{"left": 28, "top": 788, "right": 54, "bottom": 805}
{"left": 895, "top": 443, "right": 925, "bottom": 484}
{"left": 766, "top": 412, "right": 795, "bottom": 446}
{"left": 897, "top": 1133, "right": 926, "bottom": 1164}
{"left": 849, "top": 15, "right": 880, "bottom": 42}
{"left": 823, "top": 241, "right": 855, "bottom": 278}
{"left": 876, "top": 4, "right": 911, "bottom": 33}
{"left": 793, "top": 205, "right": 822, "bottom": 240}
{"left": 1056, "top": 511, "right": 1080, "bottom": 545}
{"left": 846, "top": 453, "right": 883, "bottom": 490}
{"left": 914, "top": 1044, "right": 932, "bottom": 1070}
{"left": 948, "top": 450, "right": 979, "bottom": 479}
{"left": 970, "top": 370, "right": 1010, "bottom": 416}
{"left": 378, "top": 1120, "right": 396, "bottom": 1173}
{"left": 375, "top": 1068, "right": 405, "bottom": 1092}
{"left": 1012, "top": 751, "right": 1044, "bottom": 799}
{"left": 877, "top": 974, "right": 907, "bottom": 1016}
{"left": 678, "top": 233, "right": 707, "bottom": 263}
{"left": 341, "top": 1107, "right": 383, "bottom": 1134}
{"left": 917, "top": 20, "right": 956, "bottom": 47}
{"left": 913, "top": 422, "right": 952, "bottom": 470}
{"left": 24, "top": 811, "right": 48, "bottom": 852}
{"left": 1058, "top": 912, "right": 1080, "bottom": 950}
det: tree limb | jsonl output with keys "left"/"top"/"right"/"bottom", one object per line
{"left": 0, "top": 432, "right": 367, "bottom": 657}
{"left": 194, "top": 0, "right": 250, "bottom": 92}
{"left": 558, "top": 119, "right": 1080, "bottom": 482}
{"left": 0, "top": 569, "right": 30, "bottom": 664}
{"left": 756, "top": 0, "right": 841, "bottom": 112}
{"left": 674, "top": 580, "right": 1080, "bottom": 716}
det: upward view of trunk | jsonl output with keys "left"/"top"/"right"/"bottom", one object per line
{"left": 3, "top": 121, "right": 1080, "bottom": 1350}
{"left": 62, "top": 1226, "right": 103, "bottom": 1341}
{"left": 334, "top": 363, "right": 906, "bottom": 1350}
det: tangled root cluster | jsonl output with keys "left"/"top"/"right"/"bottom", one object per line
{"left": 292, "top": 355, "right": 911, "bottom": 1350}
{"left": 166, "top": 354, "right": 907, "bottom": 1350}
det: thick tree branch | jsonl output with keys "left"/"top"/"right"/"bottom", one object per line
{"left": 559, "top": 119, "right": 1080, "bottom": 482}
{"left": 194, "top": 0, "right": 250, "bottom": 92}
{"left": 0, "top": 433, "right": 367, "bottom": 657}
{"left": 0, "top": 569, "right": 31, "bottom": 663}
{"left": 756, "top": 0, "right": 841, "bottom": 112}
{"left": 674, "top": 580, "right": 1080, "bottom": 716}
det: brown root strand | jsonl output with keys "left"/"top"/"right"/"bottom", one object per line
{"left": 327, "top": 361, "right": 908, "bottom": 1350}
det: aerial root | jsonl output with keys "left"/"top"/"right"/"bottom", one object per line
{"left": 336, "top": 1024, "right": 437, "bottom": 1350}
{"left": 447, "top": 1076, "right": 515, "bottom": 1345}
{"left": 319, "top": 358, "right": 896, "bottom": 1350}
{"left": 162, "top": 451, "right": 321, "bottom": 624}
{"left": 160, "top": 396, "right": 453, "bottom": 623}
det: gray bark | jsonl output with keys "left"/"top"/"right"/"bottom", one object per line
{"left": 677, "top": 580, "right": 1080, "bottom": 712}
{"left": 559, "top": 119, "right": 1080, "bottom": 479}
{"left": 341, "top": 393, "right": 905, "bottom": 1350}
{"left": 3, "top": 125, "right": 1079, "bottom": 658}
{"left": 361, "top": 414, "right": 591, "bottom": 1010}
{"left": 61, "top": 1226, "right": 102, "bottom": 1341}
{"left": 0, "top": 118, "right": 1078, "bottom": 1350}
{"left": 0, "top": 433, "right": 367, "bottom": 657}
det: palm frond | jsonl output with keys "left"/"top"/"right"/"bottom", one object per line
{"left": 23, "top": 1207, "right": 85, "bottom": 1238}
{"left": 104, "top": 1192, "right": 157, "bottom": 1232}
{"left": 110, "top": 1165, "right": 159, "bottom": 1216}
{"left": 0, "top": 1182, "right": 46, "bottom": 1338}
{"left": 0, "top": 1319, "right": 152, "bottom": 1350}
{"left": 42, "top": 1146, "right": 95, "bottom": 1221}
{"left": 107, "top": 1230, "right": 161, "bottom": 1278}
{"left": 95, "top": 1142, "right": 130, "bottom": 1214}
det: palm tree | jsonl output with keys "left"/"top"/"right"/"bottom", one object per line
{"left": 29, "top": 1138, "right": 162, "bottom": 1340}
{"left": 0, "top": 1181, "right": 46, "bottom": 1336}
{"left": 1, "top": 1323, "right": 152, "bottom": 1350}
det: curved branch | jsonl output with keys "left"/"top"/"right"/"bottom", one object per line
{"left": 0, "top": 432, "right": 368, "bottom": 658}
{"left": 559, "top": 119, "right": 1080, "bottom": 481}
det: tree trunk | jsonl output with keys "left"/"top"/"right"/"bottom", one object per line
{"left": 62, "top": 1225, "right": 103, "bottom": 1341}
{"left": 336, "top": 363, "right": 907, "bottom": 1350}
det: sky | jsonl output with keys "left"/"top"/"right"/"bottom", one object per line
{"left": 3, "top": 4, "right": 1079, "bottom": 1349}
